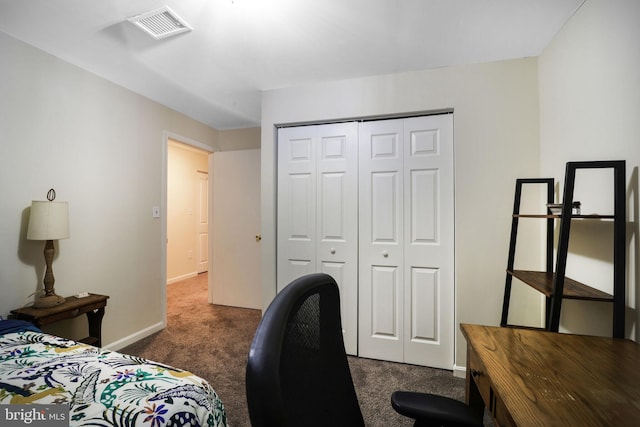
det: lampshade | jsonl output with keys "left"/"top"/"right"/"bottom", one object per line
{"left": 27, "top": 201, "right": 69, "bottom": 241}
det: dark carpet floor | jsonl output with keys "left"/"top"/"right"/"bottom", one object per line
{"left": 121, "top": 273, "right": 469, "bottom": 426}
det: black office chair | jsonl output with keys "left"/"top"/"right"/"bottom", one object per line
{"left": 246, "top": 273, "right": 482, "bottom": 427}
{"left": 391, "top": 390, "right": 483, "bottom": 427}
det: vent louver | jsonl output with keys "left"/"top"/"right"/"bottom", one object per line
{"left": 128, "top": 6, "right": 192, "bottom": 40}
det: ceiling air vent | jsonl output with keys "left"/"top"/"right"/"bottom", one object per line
{"left": 128, "top": 6, "right": 192, "bottom": 40}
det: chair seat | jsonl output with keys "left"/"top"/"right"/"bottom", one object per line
{"left": 391, "top": 391, "right": 483, "bottom": 427}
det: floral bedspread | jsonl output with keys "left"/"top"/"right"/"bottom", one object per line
{"left": 0, "top": 329, "right": 227, "bottom": 427}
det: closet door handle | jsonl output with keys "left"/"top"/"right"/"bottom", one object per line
{"left": 330, "top": 248, "right": 336, "bottom": 254}
{"left": 382, "top": 250, "right": 389, "bottom": 258}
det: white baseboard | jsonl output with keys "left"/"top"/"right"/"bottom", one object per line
{"left": 167, "top": 272, "right": 198, "bottom": 285}
{"left": 103, "top": 321, "right": 165, "bottom": 351}
{"left": 453, "top": 363, "right": 467, "bottom": 378}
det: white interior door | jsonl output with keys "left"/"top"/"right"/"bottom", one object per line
{"left": 277, "top": 123, "right": 358, "bottom": 354}
{"left": 196, "top": 171, "right": 209, "bottom": 274}
{"left": 316, "top": 123, "right": 358, "bottom": 354}
{"left": 359, "top": 114, "right": 454, "bottom": 369}
{"left": 358, "top": 119, "right": 405, "bottom": 362}
{"left": 211, "top": 149, "right": 262, "bottom": 309}
{"left": 276, "top": 114, "right": 454, "bottom": 366}
{"left": 402, "top": 115, "right": 454, "bottom": 367}
{"left": 277, "top": 126, "right": 317, "bottom": 289}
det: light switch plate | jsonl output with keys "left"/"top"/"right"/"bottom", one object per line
{"left": 152, "top": 206, "right": 160, "bottom": 218}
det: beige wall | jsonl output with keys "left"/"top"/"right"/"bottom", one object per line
{"left": 218, "top": 127, "right": 261, "bottom": 151}
{"left": 538, "top": 0, "right": 640, "bottom": 340}
{"left": 261, "top": 58, "right": 541, "bottom": 370}
{"left": 167, "top": 140, "right": 210, "bottom": 283}
{"left": 0, "top": 32, "right": 219, "bottom": 347}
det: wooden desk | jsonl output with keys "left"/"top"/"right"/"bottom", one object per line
{"left": 461, "top": 324, "right": 640, "bottom": 427}
{"left": 11, "top": 294, "right": 109, "bottom": 347}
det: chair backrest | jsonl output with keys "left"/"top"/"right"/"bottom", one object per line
{"left": 246, "top": 273, "right": 365, "bottom": 427}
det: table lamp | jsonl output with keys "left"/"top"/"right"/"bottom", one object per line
{"left": 27, "top": 189, "right": 69, "bottom": 308}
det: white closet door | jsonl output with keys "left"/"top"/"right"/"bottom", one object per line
{"left": 359, "top": 115, "right": 454, "bottom": 369}
{"left": 315, "top": 123, "right": 359, "bottom": 354}
{"left": 277, "top": 126, "right": 317, "bottom": 290}
{"left": 277, "top": 123, "right": 359, "bottom": 354}
{"left": 358, "top": 119, "right": 405, "bottom": 363}
{"left": 402, "top": 115, "right": 454, "bottom": 368}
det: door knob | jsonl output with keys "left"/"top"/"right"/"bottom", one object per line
{"left": 382, "top": 250, "right": 389, "bottom": 258}
{"left": 330, "top": 248, "right": 336, "bottom": 254}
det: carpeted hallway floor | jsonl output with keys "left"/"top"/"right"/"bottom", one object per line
{"left": 121, "top": 273, "right": 469, "bottom": 426}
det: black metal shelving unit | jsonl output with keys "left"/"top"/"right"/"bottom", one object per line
{"left": 500, "top": 160, "right": 626, "bottom": 338}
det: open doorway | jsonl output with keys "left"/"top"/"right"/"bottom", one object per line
{"left": 161, "top": 130, "right": 262, "bottom": 327}
{"left": 167, "top": 138, "right": 211, "bottom": 284}
{"left": 162, "top": 132, "right": 216, "bottom": 334}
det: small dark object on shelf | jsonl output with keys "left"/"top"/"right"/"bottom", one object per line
{"left": 547, "top": 201, "right": 581, "bottom": 215}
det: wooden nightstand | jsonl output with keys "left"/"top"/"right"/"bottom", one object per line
{"left": 11, "top": 293, "right": 109, "bottom": 347}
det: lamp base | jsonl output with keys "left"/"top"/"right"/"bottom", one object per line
{"left": 33, "top": 294, "right": 66, "bottom": 308}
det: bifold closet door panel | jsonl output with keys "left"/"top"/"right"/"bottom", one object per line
{"left": 315, "top": 123, "right": 359, "bottom": 355}
{"left": 402, "top": 115, "right": 454, "bottom": 369}
{"left": 277, "top": 123, "right": 359, "bottom": 355}
{"left": 358, "top": 115, "right": 454, "bottom": 368}
{"left": 358, "top": 119, "right": 405, "bottom": 363}
{"left": 277, "top": 126, "right": 317, "bottom": 291}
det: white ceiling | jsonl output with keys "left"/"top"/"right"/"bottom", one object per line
{"left": 1, "top": 0, "right": 584, "bottom": 130}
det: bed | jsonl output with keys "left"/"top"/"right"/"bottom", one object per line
{"left": 0, "top": 320, "right": 227, "bottom": 426}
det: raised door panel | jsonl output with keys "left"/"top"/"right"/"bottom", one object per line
{"left": 358, "top": 119, "right": 404, "bottom": 362}
{"left": 409, "top": 267, "right": 438, "bottom": 341}
{"left": 403, "top": 114, "right": 454, "bottom": 368}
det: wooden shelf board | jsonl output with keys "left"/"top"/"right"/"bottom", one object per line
{"left": 514, "top": 214, "right": 615, "bottom": 219}
{"left": 508, "top": 270, "right": 613, "bottom": 301}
